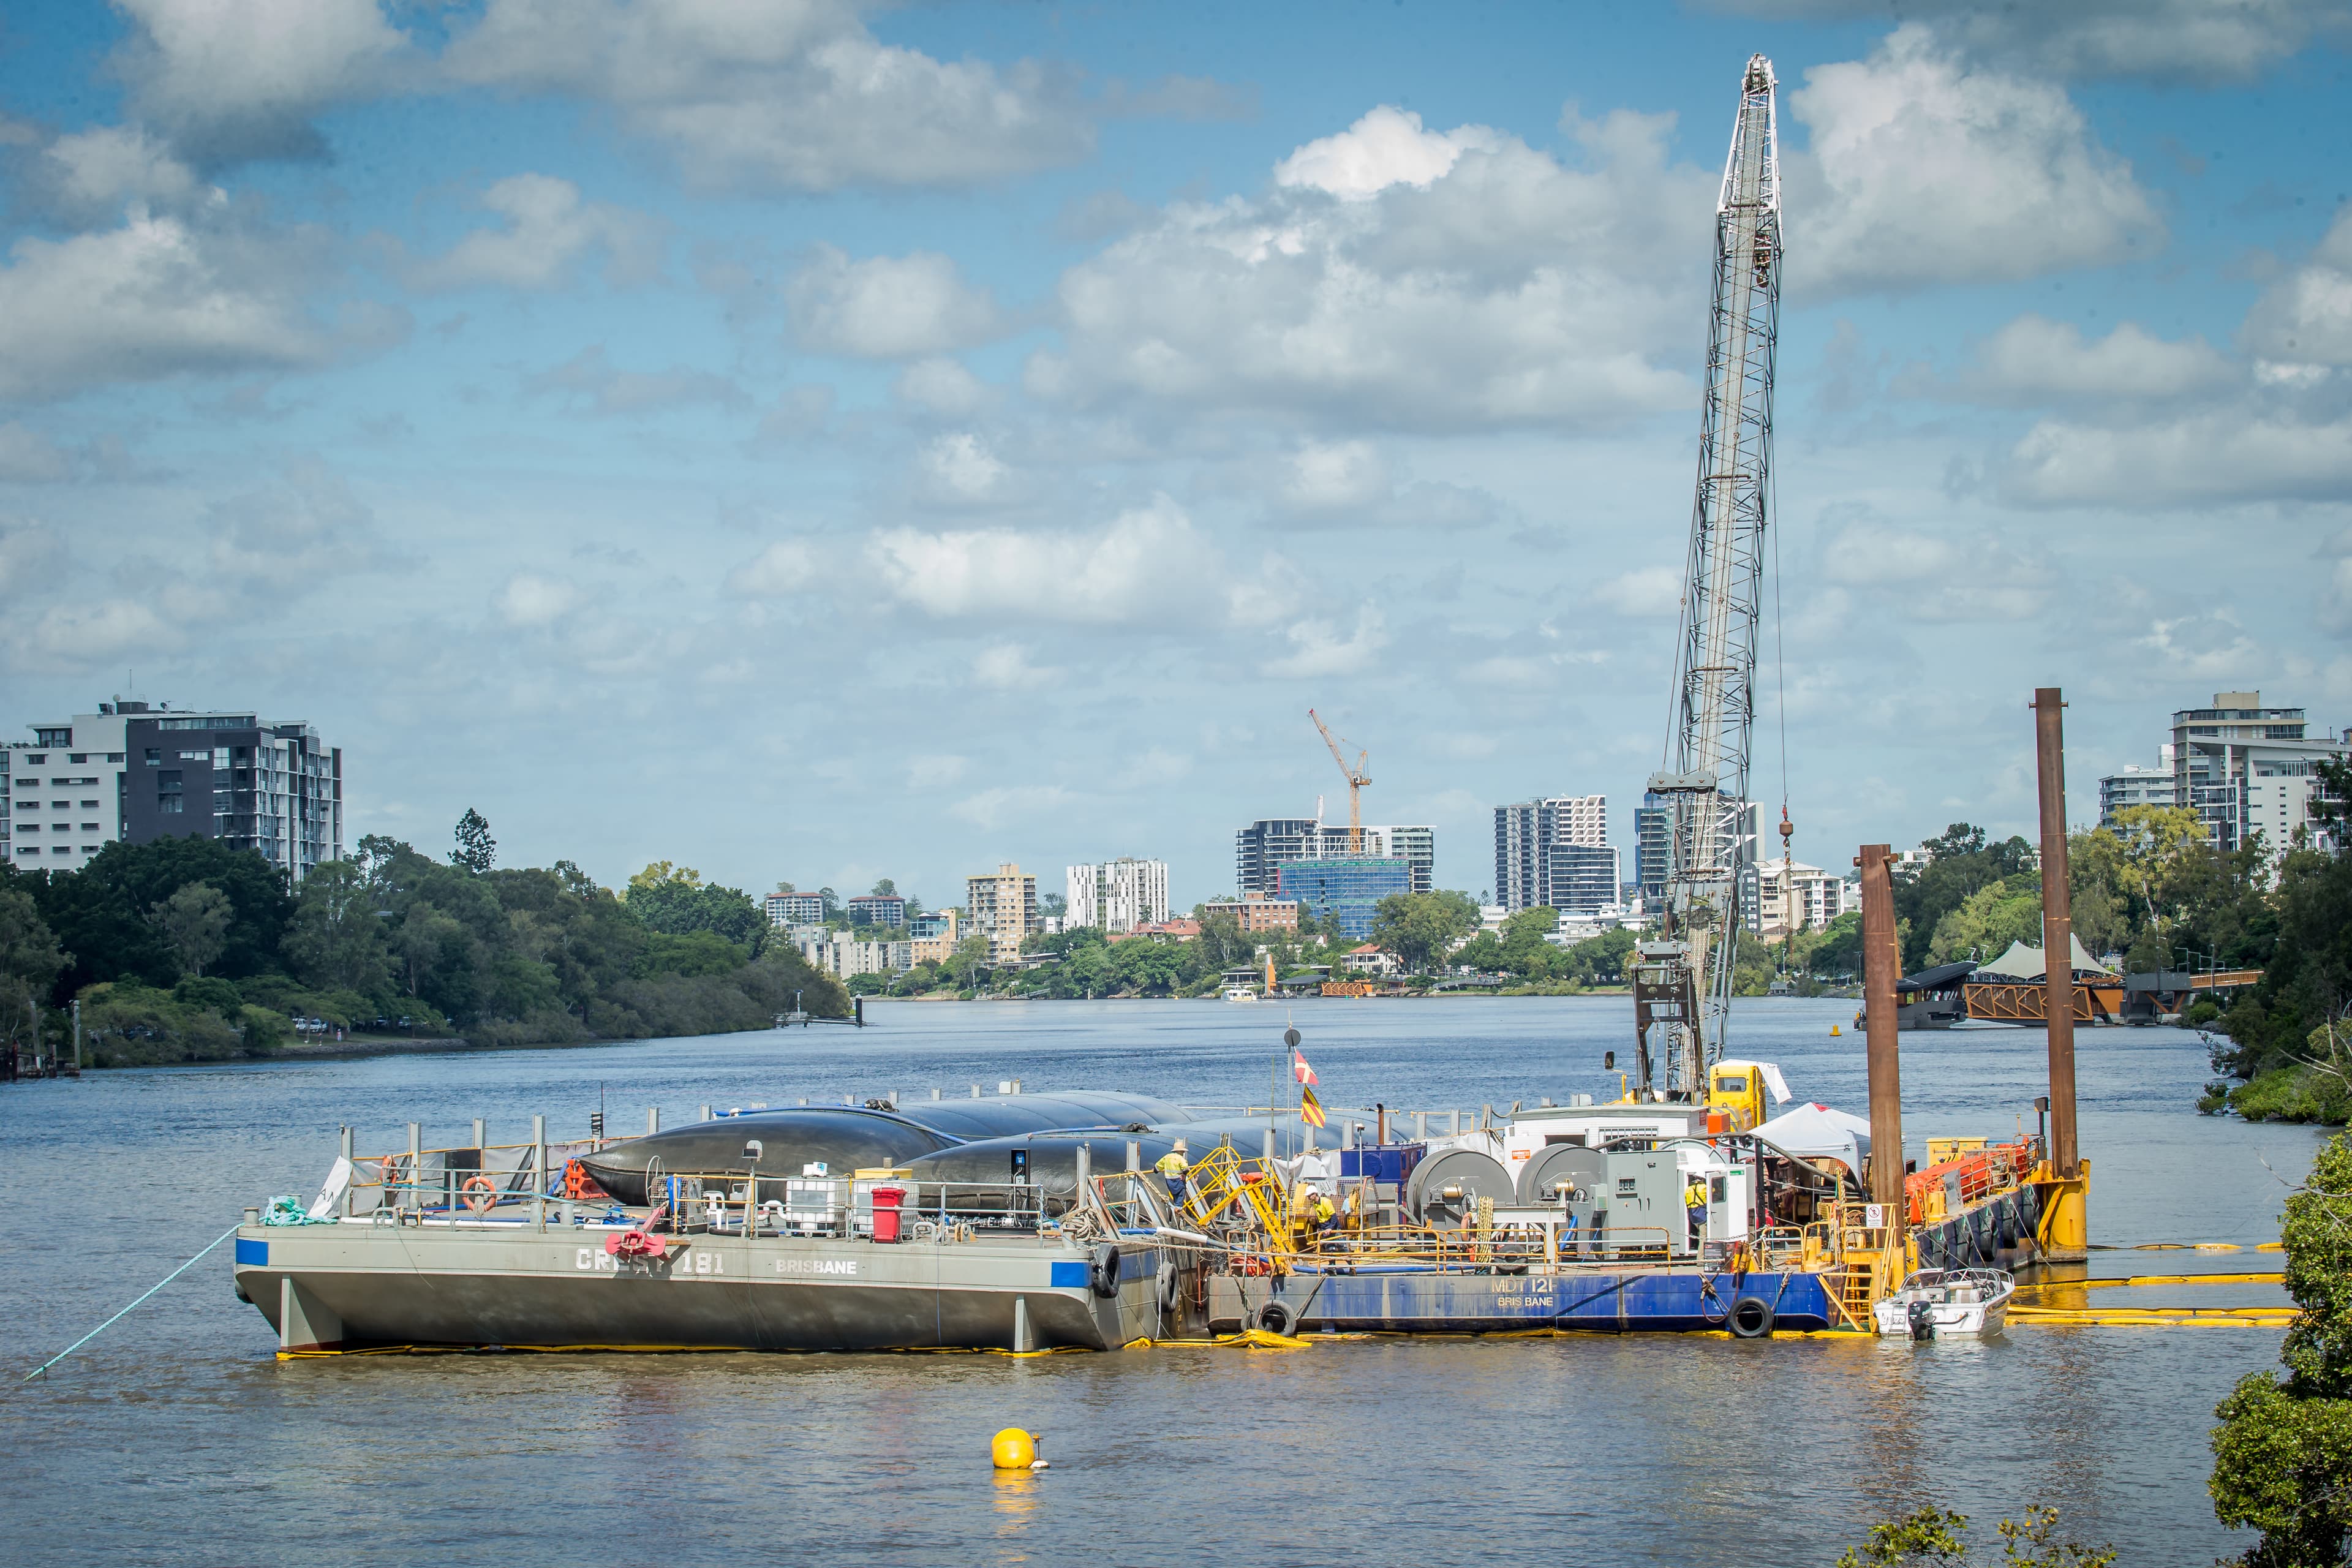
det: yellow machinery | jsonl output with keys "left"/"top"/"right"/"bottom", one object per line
{"left": 1706, "top": 1059, "right": 1771, "bottom": 1132}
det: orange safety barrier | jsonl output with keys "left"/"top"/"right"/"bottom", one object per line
{"left": 564, "top": 1158, "right": 611, "bottom": 1203}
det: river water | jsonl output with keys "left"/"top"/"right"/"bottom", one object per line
{"left": 1, "top": 997, "right": 2321, "bottom": 1566}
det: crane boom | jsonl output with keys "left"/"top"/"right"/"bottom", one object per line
{"left": 1308, "top": 709, "right": 1369, "bottom": 853}
{"left": 1633, "top": 54, "right": 1782, "bottom": 1101}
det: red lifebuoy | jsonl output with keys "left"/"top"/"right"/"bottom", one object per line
{"left": 461, "top": 1174, "right": 498, "bottom": 1214}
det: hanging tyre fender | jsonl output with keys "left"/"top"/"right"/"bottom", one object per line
{"left": 1089, "top": 1243, "right": 1122, "bottom": 1298}
{"left": 1729, "top": 1295, "right": 1775, "bottom": 1339}
{"left": 1156, "top": 1257, "right": 1182, "bottom": 1313}
{"left": 1257, "top": 1300, "right": 1295, "bottom": 1336}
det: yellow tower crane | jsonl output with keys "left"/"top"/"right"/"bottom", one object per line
{"left": 1308, "top": 709, "right": 1369, "bottom": 853}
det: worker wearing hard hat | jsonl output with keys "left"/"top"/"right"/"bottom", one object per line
{"left": 1155, "top": 1141, "right": 1190, "bottom": 1210}
{"left": 1684, "top": 1174, "right": 1708, "bottom": 1248}
{"left": 1309, "top": 1189, "right": 1338, "bottom": 1248}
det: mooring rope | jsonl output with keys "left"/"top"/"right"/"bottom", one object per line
{"left": 23, "top": 1223, "right": 241, "bottom": 1382}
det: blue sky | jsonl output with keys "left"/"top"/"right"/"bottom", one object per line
{"left": 3, "top": 1, "right": 2348, "bottom": 909}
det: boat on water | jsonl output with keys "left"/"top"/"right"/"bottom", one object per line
{"left": 1221, "top": 986, "right": 1261, "bottom": 1003}
{"left": 229, "top": 1052, "right": 2075, "bottom": 1355}
{"left": 1873, "top": 1268, "right": 2015, "bottom": 1338}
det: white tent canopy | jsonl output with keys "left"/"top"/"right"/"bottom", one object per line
{"left": 1975, "top": 934, "right": 2116, "bottom": 981}
{"left": 1752, "top": 1102, "right": 1872, "bottom": 1182}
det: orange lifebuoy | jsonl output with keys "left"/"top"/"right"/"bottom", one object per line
{"left": 461, "top": 1174, "right": 498, "bottom": 1214}
{"left": 379, "top": 1155, "right": 407, "bottom": 1193}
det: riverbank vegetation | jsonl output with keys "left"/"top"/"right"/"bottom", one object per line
{"left": 0, "top": 815, "right": 845, "bottom": 1066}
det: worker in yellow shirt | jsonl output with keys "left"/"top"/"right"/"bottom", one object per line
{"left": 1685, "top": 1174, "right": 1709, "bottom": 1248}
{"left": 1154, "top": 1140, "right": 1190, "bottom": 1212}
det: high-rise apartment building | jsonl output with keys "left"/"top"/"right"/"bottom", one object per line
{"left": 1236, "top": 819, "right": 1434, "bottom": 899}
{"left": 2169, "top": 692, "right": 2348, "bottom": 857}
{"left": 1065, "top": 857, "right": 1170, "bottom": 934}
{"left": 1275, "top": 855, "right": 1410, "bottom": 940}
{"left": 845, "top": 894, "right": 909, "bottom": 929}
{"left": 763, "top": 891, "right": 827, "bottom": 927}
{"left": 4, "top": 698, "right": 340, "bottom": 880}
{"left": 2099, "top": 754, "right": 2177, "bottom": 827}
{"left": 1494, "top": 795, "right": 1607, "bottom": 912}
{"left": 1742, "top": 856, "right": 1849, "bottom": 939}
{"left": 965, "top": 862, "right": 1038, "bottom": 964}
{"left": 1634, "top": 793, "right": 1670, "bottom": 908}
{"left": 1542, "top": 842, "right": 1622, "bottom": 916}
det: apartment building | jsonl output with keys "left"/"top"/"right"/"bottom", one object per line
{"left": 965, "top": 862, "right": 1038, "bottom": 964}
{"left": 845, "top": 893, "right": 909, "bottom": 929}
{"left": 1065, "top": 857, "right": 1170, "bottom": 934}
{"left": 5, "top": 698, "right": 341, "bottom": 880}
{"left": 794, "top": 931, "right": 914, "bottom": 979}
{"left": 1199, "top": 891, "right": 1301, "bottom": 933}
{"left": 1742, "top": 856, "right": 1849, "bottom": 940}
{"left": 2169, "top": 692, "right": 2348, "bottom": 857}
{"left": 1494, "top": 794, "right": 1608, "bottom": 913}
{"left": 1236, "top": 818, "right": 1434, "bottom": 899}
{"left": 763, "top": 891, "right": 827, "bottom": 927}
{"left": 1275, "top": 855, "right": 1409, "bottom": 940}
{"left": 1542, "top": 842, "right": 1622, "bottom": 916}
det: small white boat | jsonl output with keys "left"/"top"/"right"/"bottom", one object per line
{"left": 1220, "top": 986, "right": 1261, "bottom": 1003}
{"left": 1874, "top": 1267, "right": 2013, "bottom": 1339}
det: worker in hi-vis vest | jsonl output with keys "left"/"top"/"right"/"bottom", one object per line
{"left": 1684, "top": 1175, "right": 1708, "bottom": 1248}
{"left": 1155, "top": 1140, "right": 1190, "bottom": 1209}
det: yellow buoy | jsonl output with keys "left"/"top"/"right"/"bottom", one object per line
{"left": 990, "top": 1428, "right": 1038, "bottom": 1470}
{"left": 1830, "top": 1025, "right": 1841, "bottom": 1036}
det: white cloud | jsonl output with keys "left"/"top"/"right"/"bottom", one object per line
{"left": 1785, "top": 27, "right": 2162, "bottom": 295}
{"left": 0, "top": 210, "right": 335, "bottom": 402}
{"left": 1027, "top": 107, "right": 1708, "bottom": 431}
{"left": 401, "top": 174, "right": 662, "bottom": 291}
{"left": 1600, "top": 565, "right": 1682, "bottom": 617}
{"left": 1942, "top": 315, "right": 2232, "bottom": 404}
{"left": 786, "top": 246, "right": 1003, "bottom": 359}
{"left": 1269, "top": 440, "right": 1499, "bottom": 530}
{"left": 2139, "top": 612, "right": 2263, "bottom": 680}
{"left": 495, "top": 571, "right": 579, "bottom": 627}
{"left": 949, "top": 784, "right": 1074, "bottom": 830}
{"left": 908, "top": 754, "right": 968, "bottom": 788}
{"left": 1264, "top": 606, "right": 1387, "bottom": 678}
{"left": 113, "top": 0, "right": 409, "bottom": 161}
{"left": 33, "top": 126, "right": 204, "bottom": 224}
{"left": 0, "top": 521, "right": 70, "bottom": 601}
{"left": 1718, "top": 0, "right": 2352, "bottom": 84}
{"left": 723, "top": 540, "right": 816, "bottom": 599}
{"left": 24, "top": 600, "right": 177, "bottom": 666}
{"left": 1273, "top": 107, "right": 1496, "bottom": 201}
{"left": 918, "top": 433, "right": 1014, "bottom": 506}
{"left": 2242, "top": 207, "right": 2352, "bottom": 368}
{"left": 2002, "top": 407, "right": 2352, "bottom": 507}
{"left": 201, "top": 461, "right": 395, "bottom": 590}
{"left": 868, "top": 495, "right": 1222, "bottom": 623}
{"left": 894, "top": 358, "right": 992, "bottom": 418}
{"left": 971, "top": 643, "right": 1058, "bottom": 690}
{"left": 1820, "top": 517, "right": 2043, "bottom": 620}
{"left": 443, "top": 0, "right": 1092, "bottom": 192}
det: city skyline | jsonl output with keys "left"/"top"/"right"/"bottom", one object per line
{"left": 1, "top": 7, "right": 2345, "bottom": 907}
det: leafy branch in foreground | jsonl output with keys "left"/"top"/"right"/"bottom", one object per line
{"left": 1833, "top": 1506, "right": 2113, "bottom": 1568}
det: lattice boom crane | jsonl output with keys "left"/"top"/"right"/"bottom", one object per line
{"left": 1308, "top": 709, "right": 1369, "bottom": 853}
{"left": 1632, "top": 53, "right": 1782, "bottom": 1102}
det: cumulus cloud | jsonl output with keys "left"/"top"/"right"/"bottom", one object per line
{"left": 200, "top": 461, "right": 400, "bottom": 590}
{"left": 1264, "top": 606, "right": 1387, "bottom": 677}
{"left": 949, "top": 784, "right": 1076, "bottom": 831}
{"left": 1715, "top": 0, "right": 2351, "bottom": 84}
{"left": 971, "top": 643, "right": 1059, "bottom": 689}
{"left": 1936, "top": 315, "right": 2233, "bottom": 404}
{"left": 786, "top": 246, "right": 1004, "bottom": 359}
{"left": 1273, "top": 106, "right": 1495, "bottom": 200}
{"left": 398, "top": 174, "right": 662, "bottom": 291}
{"left": 2139, "top": 612, "right": 2263, "bottom": 679}
{"left": 894, "top": 358, "right": 993, "bottom": 418}
{"left": 523, "top": 347, "right": 744, "bottom": 415}
{"left": 723, "top": 540, "right": 818, "bottom": 599}
{"left": 907, "top": 753, "right": 968, "bottom": 788}
{"left": 495, "top": 571, "right": 580, "bottom": 628}
{"left": 22, "top": 600, "right": 179, "bottom": 667}
{"left": 1600, "top": 565, "right": 1682, "bottom": 617}
{"left": 1266, "top": 440, "right": 1500, "bottom": 530}
{"left": 443, "top": 0, "right": 1093, "bottom": 192}
{"left": 917, "top": 432, "right": 1016, "bottom": 507}
{"left": 2001, "top": 407, "right": 2352, "bottom": 507}
{"left": 1785, "top": 27, "right": 2162, "bottom": 295}
{"left": 2242, "top": 207, "right": 2352, "bottom": 368}
{"left": 29, "top": 126, "right": 205, "bottom": 225}
{"left": 868, "top": 495, "right": 1223, "bottom": 624}
{"left": 0, "top": 210, "right": 337, "bottom": 402}
{"left": 1025, "top": 105, "right": 1709, "bottom": 431}
{"left": 1820, "top": 516, "right": 2044, "bottom": 620}
{"left": 111, "top": 0, "right": 410, "bottom": 162}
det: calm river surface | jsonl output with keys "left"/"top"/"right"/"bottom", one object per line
{"left": 0, "top": 997, "right": 2323, "bottom": 1566}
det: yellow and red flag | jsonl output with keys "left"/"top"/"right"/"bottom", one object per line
{"left": 1300, "top": 1084, "right": 1327, "bottom": 1128}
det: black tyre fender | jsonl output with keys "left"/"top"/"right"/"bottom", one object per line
{"left": 1256, "top": 1300, "right": 1295, "bottom": 1336}
{"left": 1156, "top": 1258, "right": 1182, "bottom": 1313}
{"left": 1088, "top": 1243, "right": 1121, "bottom": 1298}
{"left": 1729, "top": 1295, "right": 1775, "bottom": 1339}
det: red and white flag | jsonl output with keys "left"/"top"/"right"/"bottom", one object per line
{"left": 1291, "top": 1049, "right": 1317, "bottom": 1087}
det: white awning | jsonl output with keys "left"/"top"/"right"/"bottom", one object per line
{"left": 1752, "top": 1102, "right": 1872, "bottom": 1182}
{"left": 1975, "top": 934, "right": 2116, "bottom": 981}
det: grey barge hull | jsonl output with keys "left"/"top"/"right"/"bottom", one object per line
{"left": 233, "top": 1219, "right": 1184, "bottom": 1353}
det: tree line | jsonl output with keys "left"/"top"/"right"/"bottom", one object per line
{"left": 0, "top": 814, "right": 847, "bottom": 1067}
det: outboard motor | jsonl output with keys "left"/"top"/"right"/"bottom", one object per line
{"left": 1906, "top": 1298, "right": 1937, "bottom": 1341}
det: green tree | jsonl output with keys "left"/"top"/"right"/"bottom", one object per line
{"left": 1108, "top": 936, "right": 1183, "bottom": 995}
{"left": 151, "top": 882, "right": 232, "bottom": 978}
{"left": 451, "top": 807, "right": 497, "bottom": 873}
{"left": 1891, "top": 824, "right": 2036, "bottom": 972}
{"left": 1194, "top": 908, "right": 1253, "bottom": 972}
{"left": 284, "top": 860, "right": 394, "bottom": 993}
{"left": 951, "top": 934, "right": 991, "bottom": 990}
{"left": 1924, "top": 878, "right": 2044, "bottom": 967}
{"left": 2210, "top": 1130, "right": 2352, "bottom": 1565}
{"left": 1371, "top": 890, "right": 1481, "bottom": 973}
{"left": 0, "top": 881, "right": 69, "bottom": 1046}
{"left": 28, "top": 835, "right": 292, "bottom": 993}
{"left": 625, "top": 861, "right": 764, "bottom": 947}
{"left": 1499, "top": 907, "right": 1563, "bottom": 979}
{"left": 1834, "top": 1506, "right": 2112, "bottom": 1567}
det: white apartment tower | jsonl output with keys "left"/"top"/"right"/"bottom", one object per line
{"left": 1066, "top": 858, "right": 1170, "bottom": 935}
{"left": 1494, "top": 795, "right": 1607, "bottom": 913}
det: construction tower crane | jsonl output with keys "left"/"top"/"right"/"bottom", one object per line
{"left": 1630, "top": 53, "right": 1782, "bottom": 1102}
{"left": 1308, "top": 709, "right": 1370, "bottom": 853}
